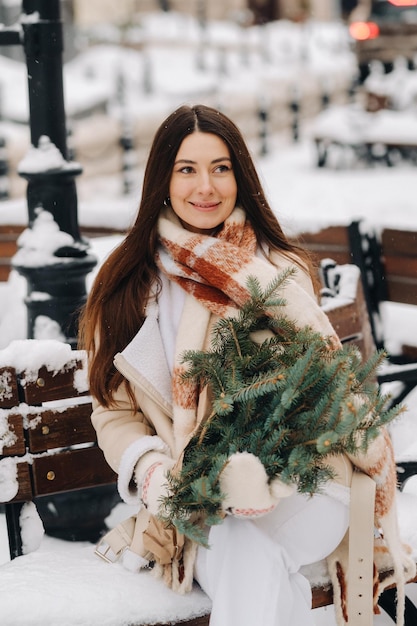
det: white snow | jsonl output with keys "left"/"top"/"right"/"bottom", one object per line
{"left": 12, "top": 209, "right": 77, "bottom": 267}
{"left": 17, "top": 135, "right": 77, "bottom": 174}
{"left": 0, "top": 457, "right": 19, "bottom": 500}
{"left": 0, "top": 338, "right": 86, "bottom": 379}
{"left": 0, "top": 9, "right": 417, "bottom": 626}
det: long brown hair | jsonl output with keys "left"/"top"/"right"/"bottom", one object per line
{"left": 78, "top": 104, "right": 316, "bottom": 406}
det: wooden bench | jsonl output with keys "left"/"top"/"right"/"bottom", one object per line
{"left": 297, "top": 222, "right": 417, "bottom": 309}
{"left": 297, "top": 221, "right": 417, "bottom": 408}
{"left": 0, "top": 263, "right": 416, "bottom": 624}
{"left": 0, "top": 343, "right": 117, "bottom": 558}
{"left": 311, "top": 105, "right": 417, "bottom": 168}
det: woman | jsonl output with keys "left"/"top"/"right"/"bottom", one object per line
{"left": 79, "top": 104, "right": 410, "bottom": 626}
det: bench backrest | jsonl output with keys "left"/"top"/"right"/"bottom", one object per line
{"left": 296, "top": 220, "right": 417, "bottom": 349}
{"left": 0, "top": 350, "right": 116, "bottom": 506}
{"left": 320, "top": 259, "right": 376, "bottom": 361}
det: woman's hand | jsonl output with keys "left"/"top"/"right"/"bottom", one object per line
{"left": 219, "top": 451, "right": 295, "bottom": 519}
{"left": 137, "top": 456, "right": 175, "bottom": 517}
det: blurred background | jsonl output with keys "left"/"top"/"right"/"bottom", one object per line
{"left": 1, "top": 0, "right": 416, "bottom": 203}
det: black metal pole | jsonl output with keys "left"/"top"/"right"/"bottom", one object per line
{"left": 22, "top": 0, "right": 67, "bottom": 158}
{"left": 0, "top": 0, "right": 96, "bottom": 347}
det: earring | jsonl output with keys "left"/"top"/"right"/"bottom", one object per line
{"left": 163, "top": 197, "right": 171, "bottom": 207}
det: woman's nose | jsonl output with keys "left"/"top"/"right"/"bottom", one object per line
{"left": 196, "top": 173, "right": 214, "bottom": 194}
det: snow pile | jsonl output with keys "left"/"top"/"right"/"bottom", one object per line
{"left": 18, "top": 502, "right": 44, "bottom": 555}
{"left": 12, "top": 209, "right": 77, "bottom": 268}
{"left": 364, "top": 58, "right": 417, "bottom": 111}
{"left": 17, "top": 136, "right": 79, "bottom": 174}
{"left": 320, "top": 262, "right": 361, "bottom": 311}
{"left": 0, "top": 368, "right": 14, "bottom": 405}
{"left": 0, "top": 517, "right": 212, "bottom": 626}
{"left": 0, "top": 338, "right": 87, "bottom": 386}
{"left": 0, "top": 456, "right": 20, "bottom": 501}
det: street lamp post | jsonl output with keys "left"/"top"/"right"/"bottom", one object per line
{"left": 0, "top": 2, "right": 118, "bottom": 548}
{"left": 0, "top": 0, "right": 96, "bottom": 346}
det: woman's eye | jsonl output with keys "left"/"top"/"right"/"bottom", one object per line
{"left": 214, "top": 164, "right": 231, "bottom": 173}
{"left": 179, "top": 166, "right": 194, "bottom": 174}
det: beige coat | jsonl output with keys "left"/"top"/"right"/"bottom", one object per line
{"left": 92, "top": 248, "right": 413, "bottom": 622}
{"left": 91, "top": 251, "right": 352, "bottom": 506}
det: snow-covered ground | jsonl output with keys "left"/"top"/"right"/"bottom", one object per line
{"left": 1, "top": 9, "right": 417, "bottom": 626}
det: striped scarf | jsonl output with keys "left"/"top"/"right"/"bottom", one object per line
{"left": 156, "top": 205, "right": 258, "bottom": 318}
{"left": 155, "top": 205, "right": 338, "bottom": 456}
{"left": 156, "top": 205, "right": 336, "bottom": 334}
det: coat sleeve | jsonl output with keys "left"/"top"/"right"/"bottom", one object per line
{"left": 91, "top": 380, "right": 171, "bottom": 505}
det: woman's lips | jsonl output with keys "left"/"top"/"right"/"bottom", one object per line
{"left": 191, "top": 202, "right": 220, "bottom": 211}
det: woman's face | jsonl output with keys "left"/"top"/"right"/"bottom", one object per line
{"left": 169, "top": 131, "right": 238, "bottom": 234}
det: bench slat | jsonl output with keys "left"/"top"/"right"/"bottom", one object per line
{"left": 384, "top": 257, "right": 417, "bottom": 280}
{"left": 297, "top": 225, "right": 352, "bottom": 265}
{"left": 324, "top": 280, "right": 375, "bottom": 361}
{"left": 169, "top": 617, "right": 210, "bottom": 626}
{"left": 382, "top": 228, "right": 417, "bottom": 257}
{"left": 9, "top": 463, "right": 33, "bottom": 502}
{"left": 386, "top": 278, "right": 417, "bottom": 306}
{"left": 32, "top": 447, "right": 116, "bottom": 496}
{"left": 26, "top": 402, "right": 95, "bottom": 452}
{"left": 21, "top": 363, "right": 87, "bottom": 404}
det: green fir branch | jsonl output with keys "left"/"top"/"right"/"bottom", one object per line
{"left": 160, "top": 272, "right": 403, "bottom": 544}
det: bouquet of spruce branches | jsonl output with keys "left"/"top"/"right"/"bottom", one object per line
{"left": 161, "top": 270, "right": 402, "bottom": 545}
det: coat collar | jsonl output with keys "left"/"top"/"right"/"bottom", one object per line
{"left": 119, "top": 298, "right": 172, "bottom": 409}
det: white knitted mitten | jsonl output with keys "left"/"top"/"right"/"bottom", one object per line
{"left": 135, "top": 454, "right": 175, "bottom": 517}
{"left": 220, "top": 451, "right": 295, "bottom": 519}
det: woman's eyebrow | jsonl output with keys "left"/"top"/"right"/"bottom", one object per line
{"left": 174, "top": 157, "right": 232, "bottom": 165}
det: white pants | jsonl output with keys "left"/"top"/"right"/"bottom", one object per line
{"left": 194, "top": 491, "right": 349, "bottom": 626}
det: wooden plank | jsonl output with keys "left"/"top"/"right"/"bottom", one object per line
{"left": 27, "top": 402, "right": 95, "bottom": 452}
{"left": 385, "top": 277, "right": 417, "bottom": 306}
{"left": 170, "top": 617, "right": 210, "bottom": 626}
{"left": 0, "top": 413, "right": 26, "bottom": 456}
{"left": 15, "top": 463, "right": 33, "bottom": 501}
{"left": 0, "top": 240, "right": 18, "bottom": 256}
{"left": 0, "top": 462, "right": 33, "bottom": 503}
{"left": 0, "top": 263, "right": 11, "bottom": 282}
{"left": 0, "top": 224, "right": 123, "bottom": 239}
{"left": 0, "top": 225, "right": 24, "bottom": 236}
{"left": 297, "top": 226, "right": 352, "bottom": 265}
{"left": 384, "top": 256, "right": 417, "bottom": 279}
{"left": 326, "top": 300, "right": 362, "bottom": 339}
{"left": 297, "top": 225, "right": 351, "bottom": 247}
{"left": 402, "top": 344, "right": 417, "bottom": 359}
{"left": 21, "top": 361, "right": 88, "bottom": 404}
{"left": 381, "top": 228, "right": 417, "bottom": 306}
{"left": 382, "top": 228, "right": 417, "bottom": 257}
{"left": 325, "top": 281, "right": 375, "bottom": 361}
{"left": 310, "top": 249, "right": 352, "bottom": 266}
{"left": 0, "top": 366, "right": 19, "bottom": 408}
{"left": 312, "top": 584, "right": 333, "bottom": 609}
{"left": 80, "top": 226, "right": 125, "bottom": 238}
{"left": 32, "top": 447, "right": 116, "bottom": 496}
